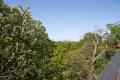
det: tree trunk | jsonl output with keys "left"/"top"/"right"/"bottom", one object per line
{"left": 88, "top": 61, "right": 94, "bottom": 80}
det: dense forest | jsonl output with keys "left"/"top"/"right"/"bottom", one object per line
{"left": 0, "top": 0, "right": 120, "bottom": 80}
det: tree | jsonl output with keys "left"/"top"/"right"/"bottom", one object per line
{"left": 80, "top": 30, "right": 108, "bottom": 80}
{"left": 46, "top": 41, "right": 82, "bottom": 80}
{"left": 0, "top": 0, "right": 54, "bottom": 79}
{"left": 106, "top": 23, "right": 120, "bottom": 48}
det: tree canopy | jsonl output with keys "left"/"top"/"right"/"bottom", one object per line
{"left": 0, "top": 0, "right": 119, "bottom": 80}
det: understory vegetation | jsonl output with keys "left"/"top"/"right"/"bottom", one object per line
{"left": 0, "top": 0, "right": 120, "bottom": 80}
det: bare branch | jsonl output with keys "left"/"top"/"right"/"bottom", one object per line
{"left": 94, "top": 49, "right": 106, "bottom": 62}
{"left": 94, "top": 42, "right": 108, "bottom": 61}
{"left": 0, "top": 75, "right": 9, "bottom": 78}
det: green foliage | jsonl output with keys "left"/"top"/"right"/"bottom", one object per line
{"left": 0, "top": 0, "right": 54, "bottom": 79}
{"left": 107, "top": 23, "right": 120, "bottom": 45}
{"left": 0, "top": 0, "right": 119, "bottom": 80}
{"left": 45, "top": 41, "right": 86, "bottom": 80}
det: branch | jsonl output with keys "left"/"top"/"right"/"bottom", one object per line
{"left": 95, "top": 34, "right": 99, "bottom": 45}
{"left": 0, "top": 75, "right": 9, "bottom": 78}
{"left": 94, "top": 43, "right": 108, "bottom": 61}
{"left": 94, "top": 49, "right": 106, "bottom": 61}
{"left": 92, "top": 34, "right": 99, "bottom": 61}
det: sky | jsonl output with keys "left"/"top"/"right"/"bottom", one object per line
{"left": 5, "top": 0, "right": 120, "bottom": 41}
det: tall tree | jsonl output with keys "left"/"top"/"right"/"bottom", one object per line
{"left": 80, "top": 30, "right": 108, "bottom": 80}
{"left": 0, "top": 0, "right": 54, "bottom": 80}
